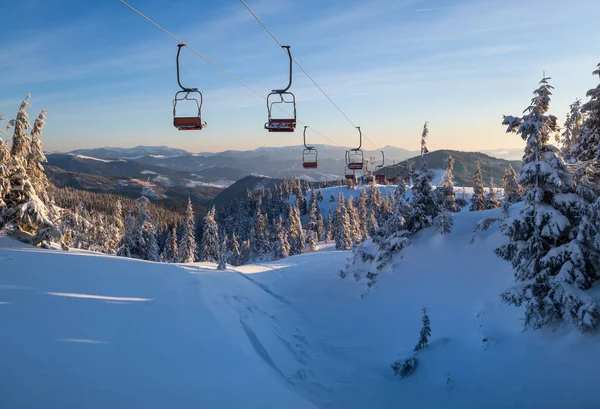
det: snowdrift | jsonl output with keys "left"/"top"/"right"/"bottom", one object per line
{"left": 2, "top": 207, "right": 600, "bottom": 409}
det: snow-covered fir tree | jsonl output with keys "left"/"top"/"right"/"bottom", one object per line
{"left": 469, "top": 162, "right": 486, "bottom": 211}
{"left": 485, "top": 177, "right": 501, "bottom": 209}
{"left": 559, "top": 99, "right": 582, "bottom": 162}
{"left": 357, "top": 189, "right": 369, "bottom": 239}
{"left": 411, "top": 161, "right": 437, "bottom": 229}
{"left": 414, "top": 306, "right": 431, "bottom": 351}
{"left": 420, "top": 121, "right": 429, "bottom": 156}
{"left": 305, "top": 189, "right": 320, "bottom": 252}
{"left": 433, "top": 209, "right": 453, "bottom": 234}
{"left": 0, "top": 95, "right": 60, "bottom": 245}
{"left": 179, "top": 198, "right": 196, "bottom": 263}
{"left": 329, "top": 193, "right": 335, "bottom": 202}
{"left": 270, "top": 215, "right": 290, "bottom": 260}
{"left": 163, "top": 226, "right": 179, "bottom": 262}
{"left": 334, "top": 192, "right": 352, "bottom": 250}
{"left": 228, "top": 232, "right": 241, "bottom": 266}
{"left": 325, "top": 209, "right": 333, "bottom": 242}
{"left": 133, "top": 196, "right": 160, "bottom": 261}
{"left": 200, "top": 206, "right": 220, "bottom": 262}
{"left": 287, "top": 203, "right": 305, "bottom": 255}
{"left": 571, "top": 64, "right": 600, "bottom": 163}
{"left": 116, "top": 212, "right": 136, "bottom": 258}
{"left": 317, "top": 190, "right": 324, "bottom": 202}
{"left": 346, "top": 195, "right": 362, "bottom": 245}
{"left": 497, "top": 76, "right": 600, "bottom": 332}
{"left": 217, "top": 235, "right": 227, "bottom": 270}
{"left": 26, "top": 110, "right": 50, "bottom": 204}
{"left": 437, "top": 155, "right": 459, "bottom": 212}
{"left": 250, "top": 206, "right": 270, "bottom": 260}
{"left": 501, "top": 164, "right": 523, "bottom": 203}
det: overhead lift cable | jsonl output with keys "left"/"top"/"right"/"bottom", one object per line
{"left": 239, "top": 0, "right": 379, "bottom": 150}
{"left": 118, "top": 0, "right": 342, "bottom": 147}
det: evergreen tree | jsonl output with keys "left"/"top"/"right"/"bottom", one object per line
{"left": 358, "top": 189, "right": 369, "bottom": 239}
{"left": 325, "top": 209, "right": 333, "bottom": 242}
{"left": 217, "top": 235, "right": 227, "bottom": 270}
{"left": 317, "top": 190, "right": 324, "bottom": 202}
{"left": 334, "top": 194, "right": 352, "bottom": 250}
{"left": 116, "top": 212, "right": 136, "bottom": 258}
{"left": 179, "top": 198, "right": 197, "bottom": 263}
{"left": 317, "top": 213, "right": 325, "bottom": 241}
{"left": 469, "top": 162, "right": 486, "bottom": 211}
{"left": 287, "top": 204, "right": 305, "bottom": 255}
{"left": 420, "top": 121, "right": 429, "bottom": 156}
{"left": 438, "top": 155, "right": 458, "bottom": 212}
{"left": 433, "top": 209, "right": 453, "bottom": 234}
{"left": 571, "top": 64, "right": 600, "bottom": 163}
{"left": 411, "top": 161, "right": 437, "bottom": 229}
{"left": 163, "top": 226, "right": 179, "bottom": 262}
{"left": 485, "top": 177, "right": 501, "bottom": 209}
{"left": 414, "top": 306, "right": 431, "bottom": 351}
{"left": 228, "top": 232, "right": 241, "bottom": 266}
{"left": 305, "top": 189, "right": 320, "bottom": 251}
{"left": 270, "top": 215, "right": 290, "bottom": 259}
{"left": 200, "top": 206, "right": 220, "bottom": 262}
{"left": 559, "top": 99, "right": 582, "bottom": 162}
{"left": 501, "top": 164, "right": 523, "bottom": 203}
{"left": 134, "top": 196, "right": 160, "bottom": 261}
{"left": 329, "top": 193, "right": 335, "bottom": 202}
{"left": 497, "top": 76, "right": 600, "bottom": 332}
{"left": 26, "top": 110, "right": 50, "bottom": 204}
{"left": 250, "top": 206, "right": 270, "bottom": 259}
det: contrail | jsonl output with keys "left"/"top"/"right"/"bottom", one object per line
{"left": 415, "top": 6, "right": 456, "bottom": 12}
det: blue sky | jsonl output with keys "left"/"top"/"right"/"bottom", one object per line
{"left": 0, "top": 0, "right": 598, "bottom": 153}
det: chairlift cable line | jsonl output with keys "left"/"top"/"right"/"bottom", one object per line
{"left": 118, "top": 0, "right": 342, "bottom": 147}
{"left": 239, "top": 0, "right": 378, "bottom": 150}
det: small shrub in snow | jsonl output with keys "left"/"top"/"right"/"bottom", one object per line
{"left": 391, "top": 357, "right": 418, "bottom": 377}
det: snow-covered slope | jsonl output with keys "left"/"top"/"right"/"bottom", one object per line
{"left": 2, "top": 208, "right": 599, "bottom": 409}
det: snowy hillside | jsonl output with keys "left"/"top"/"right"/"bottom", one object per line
{"left": 2, "top": 207, "right": 599, "bottom": 409}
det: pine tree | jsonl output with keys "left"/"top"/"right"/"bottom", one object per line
{"left": 134, "top": 196, "right": 160, "bottom": 261}
{"left": 217, "top": 235, "right": 227, "bottom": 270}
{"left": 1, "top": 95, "right": 60, "bottom": 245}
{"left": 485, "top": 177, "right": 500, "bottom": 209}
{"left": 433, "top": 209, "right": 453, "bottom": 234}
{"left": 116, "top": 212, "right": 136, "bottom": 258}
{"left": 334, "top": 194, "right": 352, "bottom": 250}
{"left": 250, "top": 206, "right": 270, "bottom": 259}
{"left": 305, "top": 189, "right": 320, "bottom": 251}
{"left": 163, "top": 226, "right": 179, "bottom": 262}
{"left": 497, "top": 76, "right": 600, "bottom": 332}
{"left": 329, "top": 193, "right": 335, "bottom": 203}
{"left": 469, "top": 162, "right": 486, "bottom": 211}
{"left": 571, "top": 64, "right": 600, "bottom": 163}
{"left": 358, "top": 189, "right": 369, "bottom": 239}
{"left": 228, "top": 232, "right": 241, "bottom": 266}
{"left": 411, "top": 161, "right": 437, "bottom": 229}
{"left": 287, "top": 204, "right": 305, "bottom": 255}
{"left": 270, "top": 215, "right": 290, "bottom": 260}
{"left": 317, "top": 190, "right": 324, "bottom": 202}
{"left": 501, "top": 164, "right": 523, "bottom": 203}
{"left": 200, "top": 206, "right": 220, "bottom": 262}
{"left": 438, "top": 155, "right": 458, "bottom": 212}
{"left": 414, "top": 306, "right": 431, "bottom": 351}
{"left": 420, "top": 121, "right": 429, "bottom": 157}
{"left": 316, "top": 213, "right": 325, "bottom": 241}
{"left": 179, "top": 198, "right": 196, "bottom": 263}
{"left": 325, "top": 209, "right": 333, "bottom": 242}
{"left": 559, "top": 99, "right": 582, "bottom": 162}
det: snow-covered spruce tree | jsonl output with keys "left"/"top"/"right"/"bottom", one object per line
{"left": 163, "top": 226, "right": 179, "bottom": 262}
{"left": 317, "top": 190, "right": 324, "bottom": 202}
{"left": 200, "top": 206, "right": 220, "bottom": 262}
{"left": 414, "top": 306, "right": 431, "bottom": 351}
{"left": 134, "top": 196, "right": 160, "bottom": 261}
{"left": 287, "top": 203, "right": 305, "bottom": 255}
{"left": 497, "top": 76, "right": 600, "bottom": 332}
{"left": 486, "top": 177, "right": 501, "bottom": 209}
{"left": 329, "top": 192, "right": 335, "bottom": 202}
{"left": 571, "top": 63, "right": 600, "bottom": 163}
{"left": 334, "top": 192, "right": 352, "bottom": 250}
{"left": 325, "top": 209, "right": 333, "bottom": 242}
{"left": 456, "top": 186, "right": 468, "bottom": 208}
{"left": 116, "top": 212, "right": 136, "bottom": 258}
{"left": 179, "top": 198, "right": 196, "bottom": 263}
{"left": 0, "top": 125, "right": 11, "bottom": 211}
{"left": 316, "top": 212, "right": 325, "bottom": 241}
{"left": 270, "top": 215, "right": 290, "bottom": 260}
{"left": 346, "top": 195, "right": 362, "bottom": 245}
{"left": 1, "top": 95, "right": 60, "bottom": 245}
{"left": 437, "top": 155, "right": 459, "bottom": 212}
{"left": 305, "top": 189, "right": 319, "bottom": 252}
{"left": 433, "top": 208, "right": 453, "bottom": 234}
{"left": 217, "top": 235, "right": 227, "bottom": 270}
{"left": 559, "top": 99, "right": 582, "bottom": 162}
{"left": 411, "top": 160, "right": 438, "bottom": 229}
{"left": 26, "top": 110, "right": 50, "bottom": 204}
{"left": 501, "top": 164, "right": 523, "bottom": 203}
{"left": 420, "top": 121, "right": 429, "bottom": 156}
{"left": 358, "top": 189, "right": 369, "bottom": 239}
{"left": 250, "top": 206, "right": 270, "bottom": 260}
{"left": 228, "top": 232, "right": 241, "bottom": 266}
{"left": 469, "top": 162, "right": 486, "bottom": 211}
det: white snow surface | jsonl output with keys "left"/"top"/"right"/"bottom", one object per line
{"left": 1, "top": 207, "right": 600, "bottom": 409}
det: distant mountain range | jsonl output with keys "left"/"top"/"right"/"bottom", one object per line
{"left": 45, "top": 145, "right": 524, "bottom": 206}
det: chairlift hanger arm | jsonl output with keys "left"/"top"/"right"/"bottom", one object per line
{"left": 356, "top": 126, "right": 362, "bottom": 151}
{"left": 273, "top": 45, "right": 293, "bottom": 93}
{"left": 303, "top": 126, "right": 314, "bottom": 149}
{"left": 176, "top": 43, "right": 197, "bottom": 92}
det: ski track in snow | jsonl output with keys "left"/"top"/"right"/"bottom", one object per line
{"left": 1, "top": 205, "right": 600, "bottom": 409}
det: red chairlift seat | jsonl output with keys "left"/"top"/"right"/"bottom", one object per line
{"left": 303, "top": 161, "right": 318, "bottom": 169}
{"left": 345, "top": 173, "right": 356, "bottom": 180}
{"left": 375, "top": 174, "right": 386, "bottom": 183}
{"left": 387, "top": 176, "right": 399, "bottom": 183}
{"left": 174, "top": 116, "right": 204, "bottom": 131}
{"left": 266, "top": 118, "right": 296, "bottom": 132}
{"left": 347, "top": 162, "right": 363, "bottom": 170}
